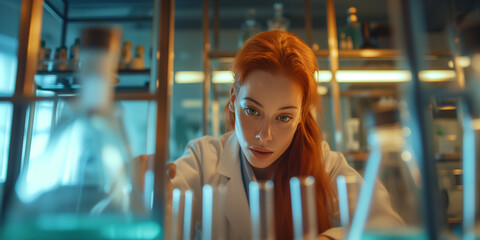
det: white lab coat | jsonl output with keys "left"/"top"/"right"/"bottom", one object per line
{"left": 171, "top": 131, "right": 403, "bottom": 239}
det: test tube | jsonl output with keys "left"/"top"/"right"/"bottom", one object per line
{"left": 169, "top": 189, "right": 194, "bottom": 240}
{"left": 336, "top": 175, "right": 362, "bottom": 236}
{"left": 290, "top": 176, "right": 318, "bottom": 240}
{"left": 249, "top": 180, "right": 275, "bottom": 240}
{"left": 183, "top": 190, "right": 193, "bottom": 240}
{"left": 171, "top": 188, "right": 182, "bottom": 240}
{"left": 202, "top": 185, "right": 227, "bottom": 240}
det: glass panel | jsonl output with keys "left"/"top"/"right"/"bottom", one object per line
{"left": 0, "top": 103, "right": 13, "bottom": 182}
{"left": 0, "top": 0, "right": 20, "bottom": 97}
{"left": 26, "top": 100, "right": 55, "bottom": 163}
{"left": 24, "top": 99, "right": 156, "bottom": 164}
{"left": 171, "top": 3, "right": 204, "bottom": 160}
{"left": 119, "top": 100, "right": 154, "bottom": 157}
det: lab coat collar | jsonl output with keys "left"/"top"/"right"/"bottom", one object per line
{"left": 216, "top": 132, "right": 252, "bottom": 239}
{"left": 216, "top": 131, "right": 239, "bottom": 178}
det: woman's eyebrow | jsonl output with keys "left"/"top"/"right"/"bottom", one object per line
{"left": 243, "top": 97, "right": 263, "bottom": 107}
{"left": 278, "top": 106, "right": 298, "bottom": 110}
{"left": 243, "top": 97, "right": 298, "bottom": 110}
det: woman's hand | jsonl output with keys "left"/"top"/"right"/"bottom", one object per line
{"left": 132, "top": 155, "right": 177, "bottom": 200}
{"left": 166, "top": 162, "right": 176, "bottom": 200}
{"left": 316, "top": 236, "right": 334, "bottom": 240}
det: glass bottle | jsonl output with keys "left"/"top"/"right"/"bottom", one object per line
{"left": 129, "top": 45, "right": 145, "bottom": 70}
{"left": 119, "top": 41, "right": 133, "bottom": 70}
{"left": 360, "top": 22, "right": 376, "bottom": 49}
{"left": 69, "top": 38, "right": 81, "bottom": 70}
{"left": 238, "top": 9, "right": 262, "bottom": 48}
{"left": 1, "top": 27, "right": 158, "bottom": 240}
{"left": 267, "top": 3, "right": 290, "bottom": 32}
{"left": 342, "top": 7, "right": 362, "bottom": 50}
{"left": 37, "top": 40, "right": 46, "bottom": 70}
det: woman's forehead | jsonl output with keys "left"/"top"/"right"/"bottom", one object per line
{"left": 237, "top": 71, "right": 302, "bottom": 108}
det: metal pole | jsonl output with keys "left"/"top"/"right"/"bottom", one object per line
{"left": 151, "top": 0, "right": 175, "bottom": 235}
{"left": 326, "top": 0, "right": 343, "bottom": 151}
{"left": 304, "top": 0, "right": 313, "bottom": 47}
{"left": 213, "top": 0, "right": 219, "bottom": 51}
{"left": 44, "top": 0, "right": 64, "bottom": 22}
{"left": 61, "top": 0, "right": 68, "bottom": 47}
{"left": 203, "top": 0, "right": 211, "bottom": 136}
{"left": 1, "top": 0, "right": 44, "bottom": 224}
{"left": 389, "top": 0, "right": 442, "bottom": 238}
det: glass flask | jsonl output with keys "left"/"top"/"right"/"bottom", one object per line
{"left": 267, "top": 3, "right": 290, "bottom": 32}
{"left": 1, "top": 27, "right": 159, "bottom": 240}
{"left": 249, "top": 180, "right": 275, "bottom": 240}
{"left": 348, "top": 106, "right": 427, "bottom": 240}
{"left": 238, "top": 9, "right": 263, "bottom": 48}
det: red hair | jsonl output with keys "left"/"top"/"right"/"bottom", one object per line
{"left": 224, "top": 30, "right": 337, "bottom": 238}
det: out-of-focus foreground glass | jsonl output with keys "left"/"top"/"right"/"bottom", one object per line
{"left": 0, "top": 27, "right": 158, "bottom": 240}
{"left": 343, "top": 107, "right": 426, "bottom": 240}
{"left": 459, "top": 9, "right": 480, "bottom": 239}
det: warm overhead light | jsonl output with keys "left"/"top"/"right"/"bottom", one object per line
{"left": 359, "top": 49, "right": 382, "bottom": 57}
{"left": 448, "top": 56, "right": 471, "bottom": 68}
{"left": 418, "top": 70, "right": 455, "bottom": 82}
{"left": 212, "top": 71, "right": 234, "bottom": 83}
{"left": 175, "top": 70, "right": 455, "bottom": 84}
{"left": 175, "top": 71, "right": 203, "bottom": 84}
{"left": 315, "top": 71, "right": 332, "bottom": 82}
{"left": 336, "top": 70, "right": 411, "bottom": 82}
{"left": 175, "top": 71, "right": 235, "bottom": 84}
{"left": 438, "top": 106, "right": 456, "bottom": 111}
{"left": 317, "top": 86, "right": 328, "bottom": 95}
{"left": 473, "top": 118, "right": 480, "bottom": 130}
{"left": 181, "top": 99, "right": 202, "bottom": 108}
{"left": 473, "top": 53, "right": 480, "bottom": 73}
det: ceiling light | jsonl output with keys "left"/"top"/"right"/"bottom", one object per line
{"left": 175, "top": 71, "right": 203, "bottom": 84}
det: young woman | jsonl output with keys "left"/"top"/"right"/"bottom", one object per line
{"left": 140, "top": 30, "right": 403, "bottom": 239}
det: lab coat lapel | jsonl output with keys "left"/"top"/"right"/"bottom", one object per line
{"left": 216, "top": 133, "right": 252, "bottom": 239}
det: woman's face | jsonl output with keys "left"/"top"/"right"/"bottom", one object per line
{"left": 231, "top": 70, "right": 303, "bottom": 169}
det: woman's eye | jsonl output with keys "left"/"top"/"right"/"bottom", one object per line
{"left": 278, "top": 116, "right": 292, "bottom": 122}
{"left": 245, "top": 108, "right": 259, "bottom": 116}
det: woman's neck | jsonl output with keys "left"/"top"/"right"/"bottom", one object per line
{"left": 251, "top": 161, "right": 278, "bottom": 181}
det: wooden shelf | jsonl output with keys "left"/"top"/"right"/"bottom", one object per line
{"left": 36, "top": 69, "right": 151, "bottom": 76}
{"left": 447, "top": 217, "right": 461, "bottom": 224}
{"left": 316, "top": 49, "right": 451, "bottom": 59}
{"left": 208, "top": 49, "right": 451, "bottom": 62}
{"left": 435, "top": 153, "right": 460, "bottom": 162}
{"left": 340, "top": 89, "right": 397, "bottom": 98}
{"left": 37, "top": 84, "right": 150, "bottom": 95}
{"left": 344, "top": 152, "right": 369, "bottom": 162}
{"left": 208, "top": 51, "right": 237, "bottom": 61}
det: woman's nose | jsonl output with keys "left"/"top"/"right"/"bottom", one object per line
{"left": 256, "top": 120, "right": 272, "bottom": 143}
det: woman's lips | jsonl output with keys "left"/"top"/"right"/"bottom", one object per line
{"left": 249, "top": 147, "right": 273, "bottom": 159}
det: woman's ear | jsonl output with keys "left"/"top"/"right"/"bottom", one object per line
{"left": 229, "top": 88, "right": 236, "bottom": 112}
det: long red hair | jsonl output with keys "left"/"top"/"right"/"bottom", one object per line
{"left": 224, "top": 30, "right": 337, "bottom": 239}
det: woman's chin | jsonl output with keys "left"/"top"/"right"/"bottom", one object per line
{"left": 249, "top": 158, "right": 275, "bottom": 169}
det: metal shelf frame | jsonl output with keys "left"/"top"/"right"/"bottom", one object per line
{"left": 0, "top": 0, "right": 175, "bottom": 235}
